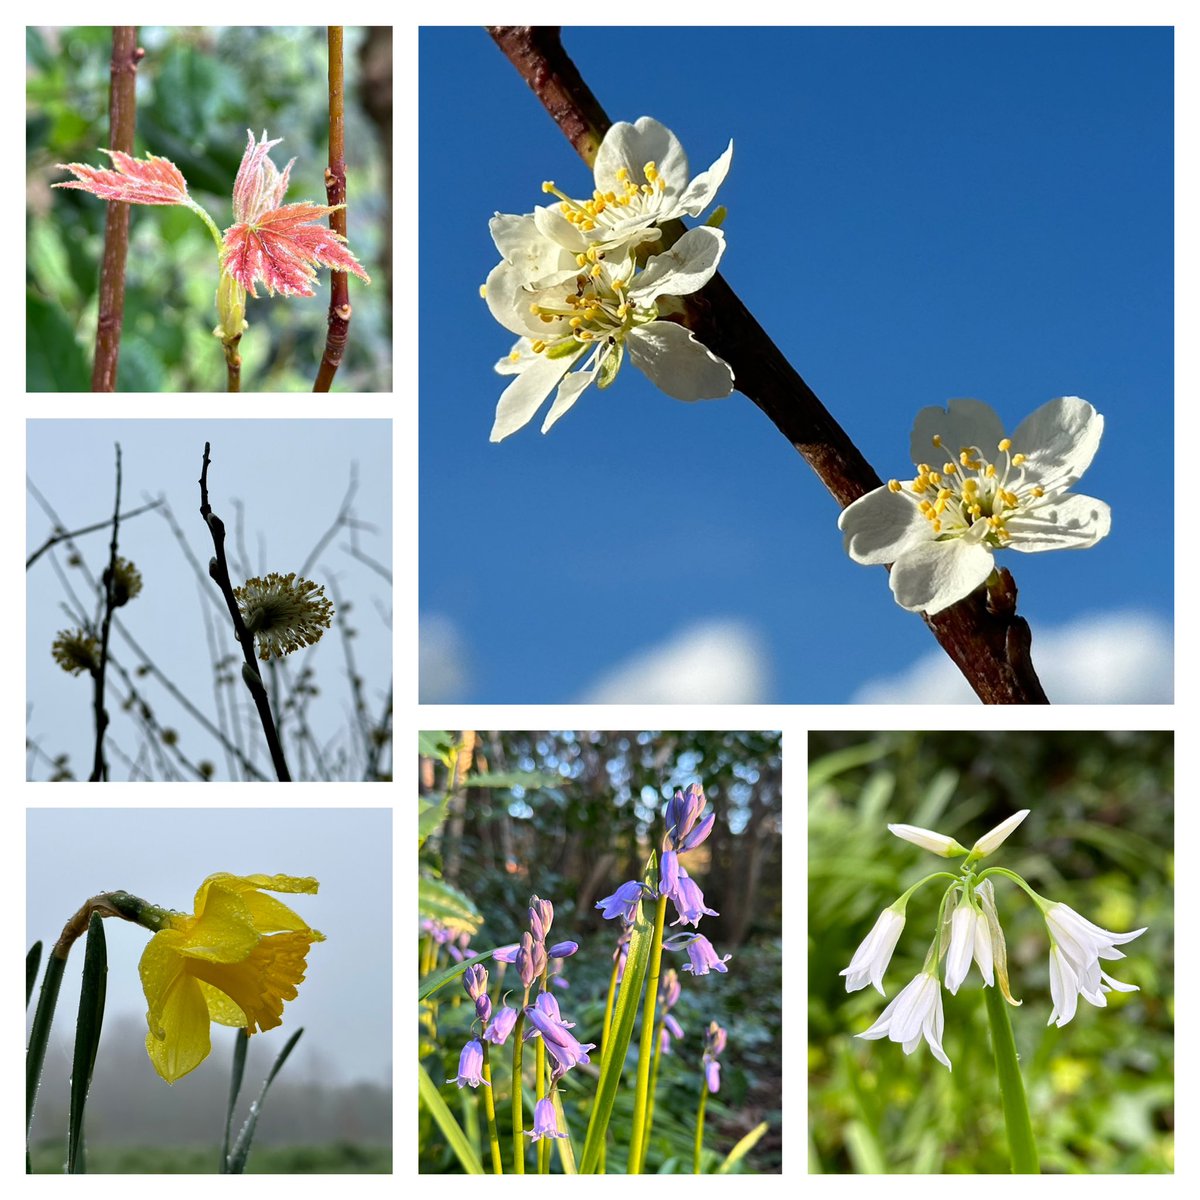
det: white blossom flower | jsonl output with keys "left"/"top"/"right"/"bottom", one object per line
{"left": 887, "top": 822, "right": 967, "bottom": 857}
{"left": 944, "top": 900, "right": 994, "bottom": 995}
{"left": 838, "top": 396, "right": 1111, "bottom": 614}
{"left": 485, "top": 226, "right": 733, "bottom": 441}
{"left": 1043, "top": 902, "right": 1145, "bottom": 1027}
{"left": 538, "top": 116, "right": 733, "bottom": 255}
{"left": 968, "top": 809, "right": 1030, "bottom": 860}
{"left": 857, "top": 969, "right": 951, "bottom": 1070}
{"left": 840, "top": 907, "right": 905, "bottom": 995}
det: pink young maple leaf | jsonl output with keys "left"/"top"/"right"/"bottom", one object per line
{"left": 221, "top": 129, "right": 370, "bottom": 298}
{"left": 53, "top": 149, "right": 191, "bottom": 205}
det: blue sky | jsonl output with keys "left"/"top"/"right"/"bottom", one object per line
{"left": 419, "top": 26, "right": 1173, "bottom": 704}
{"left": 26, "top": 420, "right": 392, "bottom": 778}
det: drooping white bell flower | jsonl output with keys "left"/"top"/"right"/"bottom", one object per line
{"left": 838, "top": 396, "right": 1111, "bottom": 614}
{"left": 857, "top": 968, "right": 951, "bottom": 1070}
{"left": 840, "top": 906, "right": 906, "bottom": 995}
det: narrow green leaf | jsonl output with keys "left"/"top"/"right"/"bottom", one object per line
{"left": 26, "top": 942, "right": 42, "bottom": 1010}
{"left": 550, "top": 1090, "right": 577, "bottom": 1174}
{"left": 715, "top": 1120, "right": 768, "bottom": 1174}
{"left": 26, "top": 950, "right": 67, "bottom": 1139}
{"left": 419, "top": 795, "right": 452, "bottom": 846}
{"left": 418, "top": 1061, "right": 485, "bottom": 1174}
{"left": 578, "top": 895, "right": 653, "bottom": 1173}
{"left": 418, "top": 876, "right": 482, "bottom": 935}
{"left": 226, "top": 1027, "right": 303, "bottom": 1174}
{"left": 418, "top": 730, "right": 454, "bottom": 762}
{"left": 220, "top": 1029, "right": 249, "bottom": 1173}
{"left": 67, "top": 914, "right": 107, "bottom": 1174}
{"left": 462, "top": 770, "right": 561, "bottom": 790}
{"left": 418, "top": 950, "right": 493, "bottom": 1002}
{"left": 844, "top": 1119, "right": 886, "bottom": 1174}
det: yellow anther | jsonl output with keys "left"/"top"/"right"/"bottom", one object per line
{"left": 934, "top": 497, "right": 947, "bottom": 515}
{"left": 657, "top": 177, "right": 666, "bottom": 191}
{"left": 959, "top": 450, "right": 973, "bottom": 466}
{"left": 937, "top": 488, "right": 951, "bottom": 501}
{"left": 986, "top": 464, "right": 996, "bottom": 477}
{"left": 1032, "top": 486, "right": 1045, "bottom": 497}
{"left": 616, "top": 167, "right": 629, "bottom": 181}
{"left": 581, "top": 219, "right": 596, "bottom": 231}
{"left": 605, "top": 191, "right": 616, "bottom": 202}
{"left": 919, "top": 499, "right": 934, "bottom": 513}
{"left": 529, "top": 302, "right": 540, "bottom": 314}
{"left": 508, "top": 350, "right": 520, "bottom": 362}
{"left": 1012, "top": 453, "right": 1026, "bottom": 466}
{"left": 586, "top": 246, "right": 599, "bottom": 262}
{"left": 887, "top": 479, "right": 902, "bottom": 493}
{"left": 539, "top": 313, "right": 555, "bottom": 323}
{"left": 616, "top": 303, "right": 629, "bottom": 318}
{"left": 578, "top": 331, "right": 594, "bottom": 340}
{"left": 963, "top": 478, "right": 978, "bottom": 494}
{"left": 612, "top": 278, "right": 626, "bottom": 291}
{"left": 932, "top": 434, "right": 943, "bottom": 448}
{"left": 478, "top": 284, "right": 487, "bottom": 298}
{"left": 575, "top": 253, "right": 588, "bottom": 267}
{"left": 998, "top": 438, "right": 1012, "bottom": 452}
{"left": 584, "top": 307, "right": 600, "bottom": 321}
{"left": 642, "top": 184, "right": 654, "bottom": 194}
{"left": 569, "top": 316, "right": 582, "bottom": 329}
{"left": 917, "top": 463, "right": 932, "bottom": 475}
{"left": 929, "top": 472, "right": 942, "bottom": 485}
{"left": 542, "top": 180, "right": 555, "bottom": 193}
{"left": 645, "top": 161, "right": 658, "bottom": 180}
{"left": 590, "top": 264, "right": 603, "bottom": 278}
{"left": 531, "top": 340, "right": 546, "bottom": 354}
{"left": 944, "top": 462, "right": 958, "bottom": 475}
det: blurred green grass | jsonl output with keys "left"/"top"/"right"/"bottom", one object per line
{"left": 27, "top": 26, "right": 391, "bottom": 392}
{"left": 29, "top": 1140, "right": 391, "bottom": 1173}
{"left": 808, "top": 730, "right": 1173, "bottom": 1175}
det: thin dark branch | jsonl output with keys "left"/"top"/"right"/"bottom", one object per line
{"left": 91, "top": 27, "right": 143, "bottom": 392}
{"left": 314, "top": 26, "right": 352, "bottom": 391}
{"left": 90, "top": 444, "right": 122, "bottom": 781}
{"left": 199, "top": 443, "right": 292, "bottom": 781}
{"left": 340, "top": 540, "right": 392, "bottom": 585}
{"left": 488, "top": 26, "right": 1048, "bottom": 704}
{"left": 27, "top": 498, "right": 162, "bottom": 570}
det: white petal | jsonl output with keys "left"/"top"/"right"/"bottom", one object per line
{"left": 677, "top": 139, "right": 734, "bottom": 216}
{"left": 1004, "top": 493, "right": 1112, "bottom": 552}
{"left": 944, "top": 905, "right": 973, "bottom": 995}
{"left": 910, "top": 399, "right": 1006, "bottom": 468}
{"left": 490, "top": 352, "right": 577, "bottom": 442}
{"left": 626, "top": 322, "right": 734, "bottom": 400}
{"left": 495, "top": 338, "right": 537, "bottom": 376}
{"left": 972, "top": 911, "right": 995, "bottom": 987}
{"left": 594, "top": 116, "right": 688, "bottom": 196}
{"left": 541, "top": 364, "right": 598, "bottom": 433}
{"left": 484, "top": 260, "right": 563, "bottom": 338}
{"left": 887, "top": 823, "right": 964, "bottom": 856}
{"left": 970, "top": 810, "right": 1030, "bottom": 858}
{"left": 838, "top": 486, "right": 929, "bottom": 566}
{"left": 889, "top": 537, "right": 996, "bottom": 614}
{"left": 923, "top": 994, "right": 952, "bottom": 1070}
{"left": 532, "top": 204, "right": 588, "bottom": 256}
{"left": 1011, "top": 396, "right": 1103, "bottom": 489}
{"left": 491, "top": 210, "right": 581, "bottom": 287}
{"left": 1099, "top": 969, "right": 1139, "bottom": 994}
{"left": 627, "top": 227, "right": 725, "bottom": 305}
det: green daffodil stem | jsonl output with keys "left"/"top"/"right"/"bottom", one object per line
{"left": 984, "top": 981, "right": 1040, "bottom": 1173}
{"left": 512, "top": 996, "right": 528, "bottom": 1173}
{"left": 627, "top": 892, "right": 668, "bottom": 1174}
{"left": 480, "top": 1042, "right": 503, "bottom": 1173}
{"left": 636, "top": 1015, "right": 667, "bottom": 1173}
{"left": 693, "top": 1075, "right": 708, "bottom": 1174}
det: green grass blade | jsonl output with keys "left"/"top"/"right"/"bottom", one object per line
{"left": 220, "top": 1029, "right": 250, "bottom": 1173}
{"left": 578, "top": 898, "right": 653, "bottom": 1173}
{"left": 26, "top": 949, "right": 67, "bottom": 1139}
{"left": 418, "top": 1061, "right": 485, "bottom": 1174}
{"left": 26, "top": 942, "right": 42, "bottom": 1010}
{"left": 984, "top": 982, "right": 1039, "bottom": 1172}
{"left": 66, "top": 914, "right": 108, "bottom": 1174}
{"left": 418, "top": 949, "right": 492, "bottom": 1001}
{"left": 226, "top": 1027, "right": 303, "bottom": 1174}
{"left": 551, "top": 1089, "right": 577, "bottom": 1174}
{"left": 715, "top": 1120, "right": 767, "bottom": 1173}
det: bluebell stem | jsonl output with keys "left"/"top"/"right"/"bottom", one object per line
{"left": 483, "top": 1006, "right": 519, "bottom": 1045}
{"left": 596, "top": 880, "right": 646, "bottom": 923}
{"left": 447, "top": 1038, "right": 489, "bottom": 1088}
{"left": 526, "top": 1096, "right": 568, "bottom": 1141}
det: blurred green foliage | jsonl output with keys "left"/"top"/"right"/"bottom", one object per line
{"left": 809, "top": 730, "right": 1173, "bottom": 1174}
{"left": 418, "top": 731, "right": 782, "bottom": 1173}
{"left": 27, "top": 26, "right": 391, "bottom": 391}
{"left": 29, "top": 1140, "right": 390, "bottom": 1173}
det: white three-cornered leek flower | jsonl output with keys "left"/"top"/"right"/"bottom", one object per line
{"left": 857, "top": 968, "right": 951, "bottom": 1070}
{"left": 840, "top": 907, "right": 905, "bottom": 995}
{"left": 838, "top": 396, "right": 1111, "bottom": 614}
{"left": 1043, "top": 903, "right": 1146, "bottom": 1027}
{"left": 968, "top": 809, "right": 1030, "bottom": 860}
{"left": 485, "top": 227, "right": 733, "bottom": 441}
{"left": 944, "top": 900, "right": 994, "bottom": 995}
{"left": 887, "top": 822, "right": 968, "bottom": 857}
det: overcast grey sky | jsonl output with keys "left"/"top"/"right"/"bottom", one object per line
{"left": 26, "top": 419, "right": 392, "bottom": 781}
{"left": 27, "top": 807, "right": 392, "bottom": 1088}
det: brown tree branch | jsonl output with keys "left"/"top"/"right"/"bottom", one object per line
{"left": 314, "top": 26, "right": 352, "bottom": 392}
{"left": 90, "top": 445, "right": 122, "bottom": 781}
{"left": 91, "top": 27, "right": 143, "bottom": 392}
{"left": 488, "top": 25, "right": 1049, "bottom": 704}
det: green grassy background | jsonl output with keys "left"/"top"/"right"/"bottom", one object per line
{"left": 808, "top": 730, "right": 1173, "bottom": 1174}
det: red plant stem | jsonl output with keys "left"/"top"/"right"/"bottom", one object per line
{"left": 314, "top": 26, "right": 351, "bottom": 392}
{"left": 225, "top": 337, "right": 242, "bottom": 392}
{"left": 90, "top": 444, "right": 122, "bottom": 781}
{"left": 488, "top": 26, "right": 1048, "bottom": 704}
{"left": 91, "top": 27, "right": 143, "bottom": 392}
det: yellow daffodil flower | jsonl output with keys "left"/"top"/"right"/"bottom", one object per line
{"left": 138, "top": 873, "right": 323, "bottom": 1083}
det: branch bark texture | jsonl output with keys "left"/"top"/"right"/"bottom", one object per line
{"left": 488, "top": 25, "right": 1048, "bottom": 704}
{"left": 91, "top": 27, "right": 142, "bottom": 392}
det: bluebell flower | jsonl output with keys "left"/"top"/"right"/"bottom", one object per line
{"left": 447, "top": 1038, "right": 489, "bottom": 1089}
{"left": 665, "top": 867, "right": 719, "bottom": 928}
{"left": 664, "top": 784, "right": 715, "bottom": 851}
{"left": 524, "top": 998, "right": 596, "bottom": 1081}
{"left": 516, "top": 930, "right": 547, "bottom": 988}
{"left": 529, "top": 895, "right": 554, "bottom": 943}
{"left": 665, "top": 932, "right": 732, "bottom": 976}
{"left": 596, "top": 880, "right": 645, "bottom": 923}
{"left": 492, "top": 943, "right": 520, "bottom": 963}
{"left": 525, "top": 1096, "right": 568, "bottom": 1141}
{"left": 482, "top": 1005, "right": 519, "bottom": 1046}
{"left": 702, "top": 1020, "right": 727, "bottom": 1093}
{"left": 549, "top": 940, "right": 579, "bottom": 958}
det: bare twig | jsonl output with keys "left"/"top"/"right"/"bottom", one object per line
{"left": 488, "top": 26, "right": 1049, "bottom": 704}
{"left": 199, "top": 443, "right": 292, "bottom": 781}
{"left": 27, "top": 498, "right": 161, "bottom": 570}
{"left": 314, "top": 26, "right": 352, "bottom": 391}
{"left": 89, "top": 445, "right": 122, "bottom": 780}
{"left": 91, "top": 27, "right": 143, "bottom": 392}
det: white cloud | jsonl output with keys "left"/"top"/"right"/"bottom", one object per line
{"left": 852, "top": 610, "right": 1173, "bottom": 704}
{"left": 578, "top": 618, "right": 771, "bottom": 703}
{"left": 419, "top": 613, "right": 471, "bottom": 702}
